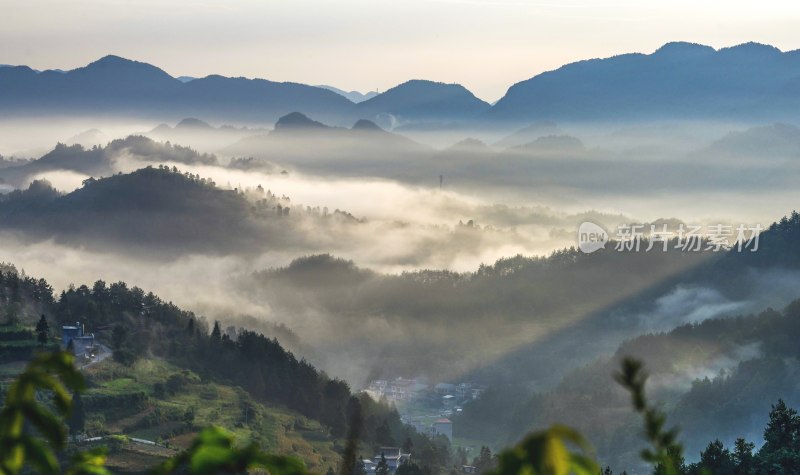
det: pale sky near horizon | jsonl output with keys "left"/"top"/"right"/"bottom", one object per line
{"left": 2, "top": 0, "right": 800, "bottom": 101}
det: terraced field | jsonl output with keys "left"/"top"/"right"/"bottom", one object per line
{"left": 82, "top": 357, "right": 342, "bottom": 473}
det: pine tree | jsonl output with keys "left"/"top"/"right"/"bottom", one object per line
{"left": 35, "top": 314, "right": 49, "bottom": 348}
{"left": 757, "top": 399, "right": 800, "bottom": 473}
{"left": 474, "top": 446, "right": 494, "bottom": 474}
{"left": 732, "top": 438, "right": 755, "bottom": 475}
{"left": 210, "top": 321, "right": 222, "bottom": 343}
{"left": 695, "top": 439, "right": 734, "bottom": 475}
{"left": 376, "top": 454, "right": 390, "bottom": 475}
{"left": 762, "top": 399, "right": 799, "bottom": 453}
{"left": 352, "top": 457, "right": 367, "bottom": 475}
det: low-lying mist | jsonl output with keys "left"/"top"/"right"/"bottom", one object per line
{"left": 3, "top": 117, "right": 800, "bottom": 392}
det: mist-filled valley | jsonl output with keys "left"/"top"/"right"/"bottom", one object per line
{"left": 4, "top": 36, "right": 800, "bottom": 475}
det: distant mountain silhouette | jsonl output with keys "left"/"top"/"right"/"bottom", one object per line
{"left": 65, "top": 129, "right": 107, "bottom": 148}
{"left": 702, "top": 123, "right": 800, "bottom": 158}
{"left": 0, "top": 56, "right": 492, "bottom": 127}
{"left": 488, "top": 42, "right": 800, "bottom": 122}
{"left": 273, "top": 111, "right": 333, "bottom": 131}
{"left": 0, "top": 55, "right": 354, "bottom": 123}
{"left": 221, "top": 113, "right": 428, "bottom": 165}
{"left": 447, "top": 138, "right": 490, "bottom": 152}
{"left": 0, "top": 136, "right": 217, "bottom": 187}
{"left": 317, "top": 85, "right": 378, "bottom": 103}
{"left": 174, "top": 117, "right": 214, "bottom": 130}
{"left": 493, "top": 121, "right": 564, "bottom": 149}
{"left": 351, "top": 119, "right": 384, "bottom": 132}
{"left": 7, "top": 44, "right": 800, "bottom": 125}
{"left": 509, "top": 135, "right": 585, "bottom": 155}
{"left": 354, "top": 80, "right": 491, "bottom": 124}
{"left": 346, "top": 118, "right": 423, "bottom": 148}
{"left": 434, "top": 138, "right": 493, "bottom": 162}
{"left": 145, "top": 118, "right": 269, "bottom": 152}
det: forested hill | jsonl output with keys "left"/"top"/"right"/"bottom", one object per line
{"left": 245, "top": 213, "right": 800, "bottom": 385}
{"left": 462, "top": 211, "right": 800, "bottom": 384}
{"left": 0, "top": 167, "right": 256, "bottom": 252}
{"left": 0, "top": 165, "right": 338, "bottom": 254}
{"left": 0, "top": 135, "right": 217, "bottom": 187}
{"left": 246, "top": 245, "right": 715, "bottom": 383}
{"left": 455, "top": 297, "right": 800, "bottom": 472}
{"left": 452, "top": 213, "right": 800, "bottom": 471}
{"left": 0, "top": 265, "right": 454, "bottom": 473}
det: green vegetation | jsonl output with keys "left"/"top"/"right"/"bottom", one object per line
{"left": 2, "top": 213, "right": 799, "bottom": 473}
{"left": 5, "top": 347, "right": 800, "bottom": 475}
{"left": 36, "top": 314, "right": 50, "bottom": 348}
{"left": 0, "top": 319, "right": 58, "bottom": 365}
{"left": 615, "top": 358, "right": 683, "bottom": 475}
{"left": 82, "top": 357, "right": 340, "bottom": 472}
{"left": 0, "top": 264, "right": 454, "bottom": 473}
{"left": 456, "top": 295, "right": 800, "bottom": 470}
{"left": 0, "top": 160, "right": 359, "bottom": 255}
{"left": 0, "top": 351, "right": 104, "bottom": 475}
{"left": 613, "top": 356, "right": 800, "bottom": 475}
{"left": 0, "top": 351, "right": 309, "bottom": 475}
{"left": 453, "top": 212, "right": 800, "bottom": 469}
{"left": 0, "top": 349, "right": 606, "bottom": 475}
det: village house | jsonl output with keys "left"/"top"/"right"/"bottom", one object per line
{"left": 364, "top": 447, "right": 412, "bottom": 474}
{"left": 434, "top": 382, "right": 456, "bottom": 395}
{"left": 367, "top": 378, "right": 427, "bottom": 403}
{"left": 61, "top": 322, "right": 96, "bottom": 359}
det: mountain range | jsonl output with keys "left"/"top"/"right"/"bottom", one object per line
{"left": 488, "top": 41, "right": 800, "bottom": 122}
{"left": 0, "top": 56, "right": 483, "bottom": 125}
{"left": 5, "top": 42, "right": 800, "bottom": 126}
{"left": 219, "top": 112, "right": 429, "bottom": 169}
{"left": 316, "top": 85, "right": 378, "bottom": 103}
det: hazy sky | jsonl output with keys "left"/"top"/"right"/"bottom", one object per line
{"left": 2, "top": 0, "right": 800, "bottom": 101}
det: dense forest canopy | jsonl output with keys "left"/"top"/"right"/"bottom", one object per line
{"left": 0, "top": 264, "right": 456, "bottom": 474}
